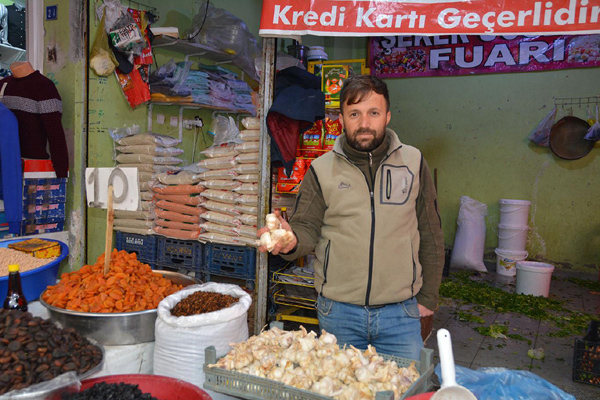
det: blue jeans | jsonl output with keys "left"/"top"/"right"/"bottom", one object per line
{"left": 316, "top": 295, "right": 423, "bottom": 360}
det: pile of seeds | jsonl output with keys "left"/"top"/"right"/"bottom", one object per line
{"left": 62, "top": 382, "right": 159, "bottom": 400}
{"left": 0, "top": 248, "right": 54, "bottom": 276}
{"left": 0, "top": 309, "right": 103, "bottom": 395}
{"left": 171, "top": 291, "right": 239, "bottom": 317}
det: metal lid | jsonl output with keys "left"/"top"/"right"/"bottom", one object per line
{"left": 549, "top": 116, "right": 594, "bottom": 160}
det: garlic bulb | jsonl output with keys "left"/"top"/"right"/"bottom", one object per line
{"left": 265, "top": 213, "right": 280, "bottom": 230}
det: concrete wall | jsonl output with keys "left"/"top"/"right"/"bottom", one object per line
{"left": 84, "top": 1, "right": 599, "bottom": 273}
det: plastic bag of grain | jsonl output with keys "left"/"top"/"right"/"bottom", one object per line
{"left": 155, "top": 209, "right": 201, "bottom": 224}
{"left": 203, "top": 200, "right": 241, "bottom": 216}
{"left": 232, "top": 163, "right": 259, "bottom": 174}
{"left": 113, "top": 218, "right": 154, "bottom": 229}
{"left": 234, "top": 174, "right": 259, "bottom": 183}
{"left": 114, "top": 210, "right": 154, "bottom": 220}
{"left": 116, "top": 144, "right": 184, "bottom": 156}
{"left": 155, "top": 170, "right": 201, "bottom": 185}
{"left": 201, "top": 189, "right": 239, "bottom": 204}
{"left": 241, "top": 117, "right": 260, "bottom": 130}
{"left": 116, "top": 154, "right": 183, "bottom": 165}
{"left": 200, "top": 145, "right": 239, "bottom": 159}
{"left": 155, "top": 200, "right": 205, "bottom": 216}
{"left": 155, "top": 219, "right": 199, "bottom": 231}
{"left": 201, "top": 179, "right": 242, "bottom": 191}
{"left": 151, "top": 184, "right": 205, "bottom": 195}
{"left": 154, "top": 193, "right": 204, "bottom": 206}
{"left": 153, "top": 226, "right": 201, "bottom": 240}
{"left": 200, "top": 211, "right": 241, "bottom": 227}
{"left": 197, "top": 169, "right": 238, "bottom": 180}
{"left": 235, "top": 224, "right": 257, "bottom": 239}
{"left": 119, "top": 163, "right": 182, "bottom": 173}
{"left": 235, "top": 236, "right": 260, "bottom": 247}
{"left": 450, "top": 195, "right": 488, "bottom": 273}
{"left": 234, "top": 183, "right": 258, "bottom": 195}
{"left": 235, "top": 204, "right": 258, "bottom": 215}
{"left": 198, "top": 232, "right": 240, "bottom": 245}
{"left": 235, "top": 152, "right": 259, "bottom": 164}
{"left": 234, "top": 141, "right": 259, "bottom": 153}
{"left": 237, "top": 214, "right": 257, "bottom": 226}
{"left": 196, "top": 157, "right": 237, "bottom": 170}
{"left": 154, "top": 282, "right": 252, "bottom": 400}
{"left": 200, "top": 222, "right": 237, "bottom": 236}
{"left": 117, "top": 132, "right": 181, "bottom": 147}
{"left": 237, "top": 194, "right": 258, "bottom": 206}
{"left": 239, "top": 129, "right": 260, "bottom": 142}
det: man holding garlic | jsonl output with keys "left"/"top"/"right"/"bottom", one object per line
{"left": 258, "top": 75, "right": 444, "bottom": 361}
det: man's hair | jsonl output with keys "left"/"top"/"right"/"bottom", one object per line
{"left": 340, "top": 75, "right": 389, "bottom": 113}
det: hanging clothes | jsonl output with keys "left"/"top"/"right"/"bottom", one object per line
{"left": 0, "top": 71, "right": 69, "bottom": 178}
{"left": 0, "top": 103, "right": 22, "bottom": 234}
{"left": 6, "top": 3, "right": 25, "bottom": 49}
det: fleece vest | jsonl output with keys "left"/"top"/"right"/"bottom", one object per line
{"left": 310, "top": 132, "right": 423, "bottom": 306}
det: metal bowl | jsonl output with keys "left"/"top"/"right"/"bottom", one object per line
{"left": 39, "top": 270, "right": 200, "bottom": 346}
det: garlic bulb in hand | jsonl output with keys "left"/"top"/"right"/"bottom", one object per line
{"left": 266, "top": 213, "right": 280, "bottom": 230}
{"left": 260, "top": 231, "right": 276, "bottom": 252}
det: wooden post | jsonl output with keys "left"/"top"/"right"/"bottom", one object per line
{"left": 104, "top": 185, "right": 114, "bottom": 275}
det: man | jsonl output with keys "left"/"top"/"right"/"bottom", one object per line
{"left": 259, "top": 75, "right": 444, "bottom": 360}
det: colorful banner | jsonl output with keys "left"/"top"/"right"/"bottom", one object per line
{"left": 368, "top": 34, "right": 600, "bottom": 78}
{"left": 259, "top": 0, "right": 600, "bottom": 37}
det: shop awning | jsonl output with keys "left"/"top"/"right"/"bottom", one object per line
{"left": 259, "top": 0, "right": 600, "bottom": 38}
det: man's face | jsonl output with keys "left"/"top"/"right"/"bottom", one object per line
{"left": 339, "top": 92, "right": 391, "bottom": 152}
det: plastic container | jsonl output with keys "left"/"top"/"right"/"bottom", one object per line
{"left": 497, "top": 224, "right": 529, "bottom": 251}
{"left": 307, "top": 46, "right": 328, "bottom": 61}
{"left": 573, "top": 321, "right": 600, "bottom": 387}
{"left": 499, "top": 199, "right": 531, "bottom": 226}
{"left": 0, "top": 239, "right": 68, "bottom": 301}
{"left": 516, "top": 261, "right": 555, "bottom": 297}
{"left": 494, "top": 248, "right": 528, "bottom": 276}
{"left": 79, "top": 374, "right": 212, "bottom": 399}
{"left": 157, "top": 236, "right": 203, "bottom": 272}
{"left": 115, "top": 231, "right": 158, "bottom": 267}
{"left": 203, "top": 243, "right": 256, "bottom": 289}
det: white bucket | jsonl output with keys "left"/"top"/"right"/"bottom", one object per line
{"left": 497, "top": 224, "right": 530, "bottom": 251}
{"left": 494, "top": 248, "right": 528, "bottom": 276}
{"left": 516, "top": 261, "right": 555, "bottom": 297}
{"left": 499, "top": 199, "right": 531, "bottom": 227}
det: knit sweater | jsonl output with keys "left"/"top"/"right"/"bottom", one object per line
{"left": 0, "top": 71, "right": 68, "bottom": 177}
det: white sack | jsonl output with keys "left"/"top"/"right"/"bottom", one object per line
{"left": 153, "top": 283, "right": 252, "bottom": 400}
{"left": 450, "top": 195, "right": 488, "bottom": 272}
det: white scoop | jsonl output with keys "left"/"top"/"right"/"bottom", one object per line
{"left": 431, "top": 329, "right": 477, "bottom": 400}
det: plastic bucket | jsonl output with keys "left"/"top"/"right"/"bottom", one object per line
{"left": 516, "top": 261, "right": 555, "bottom": 297}
{"left": 497, "top": 224, "right": 529, "bottom": 251}
{"left": 499, "top": 199, "right": 531, "bottom": 226}
{"left": 494, "top": 248, "right": 528, "bottom": 276}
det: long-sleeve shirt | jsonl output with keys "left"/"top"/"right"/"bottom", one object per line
{"left": 0, "top": 71, "right": 69, "bottom": 178}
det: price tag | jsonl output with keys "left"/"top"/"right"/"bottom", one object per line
{"left": 85, "top": 168, "right": 140, "bottom": 210}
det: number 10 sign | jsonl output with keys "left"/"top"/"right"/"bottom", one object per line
{"left": 85, "top": 167, "right": 140, "bottom": 210}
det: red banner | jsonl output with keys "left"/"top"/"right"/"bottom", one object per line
{"left": 369, "top": 34, "right": 600, "bottom": 78}
{"left": 260, "top": 0, "right": 600, "bottom": 37}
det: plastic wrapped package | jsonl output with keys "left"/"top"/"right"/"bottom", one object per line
{"left": 200, "top": 211, "right": 241, "bottom": 227}
{"left": 203, "top": 200, "right": 241, "bottom": 216}
{"left": 154, "top": 193, "right": 204, "bottom": 206}
{"left": 140, "top": 191, "right": 154, "bottom": 201}
{"left": 234, "top": 174, "right": 259, "bottom": 183}
{"left": 139, "top": 181, "right": 150, "bottom": 191}
{"left": 116, "top": 132, "right": 181, "bottom": 147}
{"left": 141, "top": 201, "right": 152, "bottom": 211}
{"left": 197, "top": 169, "right": 238, "bottom": 180}
{"left": 155, "top": 209, "right": 201, "bottom": 224}
{"left": 116, "top": 144, "right": 184, "bottom": 156}
{"left": 235, "top": 224, "right": 257, "bottom": 239}
{"left": 234, "top": 141, "right": 260, "bottom": 153}
{"left": 239, "top": 129, "right": 260, "bottom": 142}
{"left": 450, "top": 196, "right": 488, "bottom": 272}
{"left": 116, "top": 154, "right": 183, "bottom": 165}
{"left": 196, "top": 157, "right": 237, "bottom": 170}
{"left": 237, "top": 194, "right": 258, "bottom": 206}
{"left": 151, "top": 184, "right": 205, "bottom": 195}
{"left": 113, "top": 226, "right": 154, "bottom": 235}
{"left": 138, "top": 171, "right": 154, "bottom": 183}
{"left": 155, "top": 171, "right": 201, "bottom": 185}
{"left": 235, "top": 152, "right": 259, "bottom": 164}
{"left": 201, "top": 145, "right": 239, "bottom": 159}
{"left": 114, "top": 218, "right": 154, "bottom": 229}
{"left": 114, "top": 210, "right": 154, "bottom": 220}
{"left": 201, "top": 179, "right": 242, "bottom": 191}
{"left": 155, "top": 200, "right": 205, "bottom": 216}
{"left": 233, "top": 183, "right": 258, "bottom": 195}
{"left": 155, "top": 218, "right": 200, "bottom": 231}
{"left": 235, "top": 236, "right": 260, "bottom": 247}
{"left": 235, "top": 204, "right": 258, "bottom": 215}
{"left": 237, "top": 213, "right": 257, "bottom": 226}
{"left": 198, "top": 232, "right": 240, "bottom": 245}
{"left": 231, "top": 163, "right": 259, "bottom": 174}
{"left": 119, "top": 163, "right": 182, "bottom": 173}
{"left": 242, "top": 117, "right": 260, "bottom": 130}
{"left": 201, "top": 189, "right": 239, "bottom": 204}
{"left": 200, "top": 222, "right": 237, "bottom": 236}
{"left": 153, "top": 226, "right": 201, "bottom": 240}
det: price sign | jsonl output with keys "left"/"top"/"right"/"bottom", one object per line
{"left": 85, "top": 167, "right": 140, "bottom": 210}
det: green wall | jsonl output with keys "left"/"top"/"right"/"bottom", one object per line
{"left": 85, "top": 1, "right": 600, "bottom": 273}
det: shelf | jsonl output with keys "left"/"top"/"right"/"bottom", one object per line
{"left": 0, "top": 43, "right": 26, "bottom": 67}
{"left": 152, "top": 35, "right": 257, "bottom": 81}
{"left": 149, "top": 100, "right": 251, "bottom": 115}
{"left": 274, "top": 305, "right": 318, "bottom": 325}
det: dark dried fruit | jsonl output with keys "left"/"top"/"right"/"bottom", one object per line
{"left": 62, "top": 382, "right": 159, "bottom": 400}
{"left": 171, "top": 290, "right": 239, "bottom": 317}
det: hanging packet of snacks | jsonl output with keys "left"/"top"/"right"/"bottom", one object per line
{"left": 115, "top": 68, "right": 151, "bottom": 108}
{"left": 277, "top": 158, "right": 306, "bottom": 193}
{"left": 323, "top": 118, "right": 343, "bottom": 152}
{"left": 301, "top": 120, "right": 324, "bottom": 158}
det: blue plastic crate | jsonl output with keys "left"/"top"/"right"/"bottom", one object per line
{"left": 20, "top": 217, "right": 65, "bottom": 235}
{"left": 157, "top": 236, "right": 203, "bottom": 272}
{"left": 115, "top": 231, "right": 158, "bottom": 266}
{"left": 23, "top": 178, "right": 67, "bottom": 204}
{"left": 22, "top": 202, "right": 66, "bottom": 219}
{"left": 203, "top": 243, "right": 256, "bottom": 289}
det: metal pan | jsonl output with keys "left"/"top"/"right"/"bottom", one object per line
{"left": 431, "top": 329, "right": 477, "bottom": 400}
{"left": 549, "top": 116, "right": 594, "bottom": 160}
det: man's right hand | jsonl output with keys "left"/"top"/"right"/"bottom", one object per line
{"left": 257, "top": 212, "right": 298, "bottom": 255}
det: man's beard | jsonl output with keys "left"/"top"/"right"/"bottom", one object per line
{"left": 346, "top": 128, "right": 385, "bottom": 152}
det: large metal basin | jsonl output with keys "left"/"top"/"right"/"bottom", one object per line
{"left": 40, "top": 270, "right": 199, "bottom": 346}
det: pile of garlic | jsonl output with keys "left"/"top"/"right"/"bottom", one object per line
{"left": 209, "top": 326, "right": 420, "bottom": 400}
{"left": 259, "top": 213, "right": 295, "bottom": 252}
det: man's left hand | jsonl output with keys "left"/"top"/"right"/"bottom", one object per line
{"left": 417, "top": 303, "right": 434, "bottom": 317}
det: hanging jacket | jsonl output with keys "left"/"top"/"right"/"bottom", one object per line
{"left": 0, "top": 103, "right": 22, "bottom": 234}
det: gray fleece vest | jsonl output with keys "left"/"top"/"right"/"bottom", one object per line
{"left": 310, "top": 131, "right": 423, "bottom": 306}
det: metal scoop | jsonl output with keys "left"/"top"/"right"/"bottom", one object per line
{"left": 431, "top": 329, "right": 477, "bottom": 400}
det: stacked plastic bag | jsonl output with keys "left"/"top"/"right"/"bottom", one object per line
{"left": 110, "top": 129, "right": 184, "bottom": 235}
{"left": 195, "top": 117, "right": 260, "bottom": 247}
{"left": 151, "top": 171, "right": 207, "bottom": 240}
